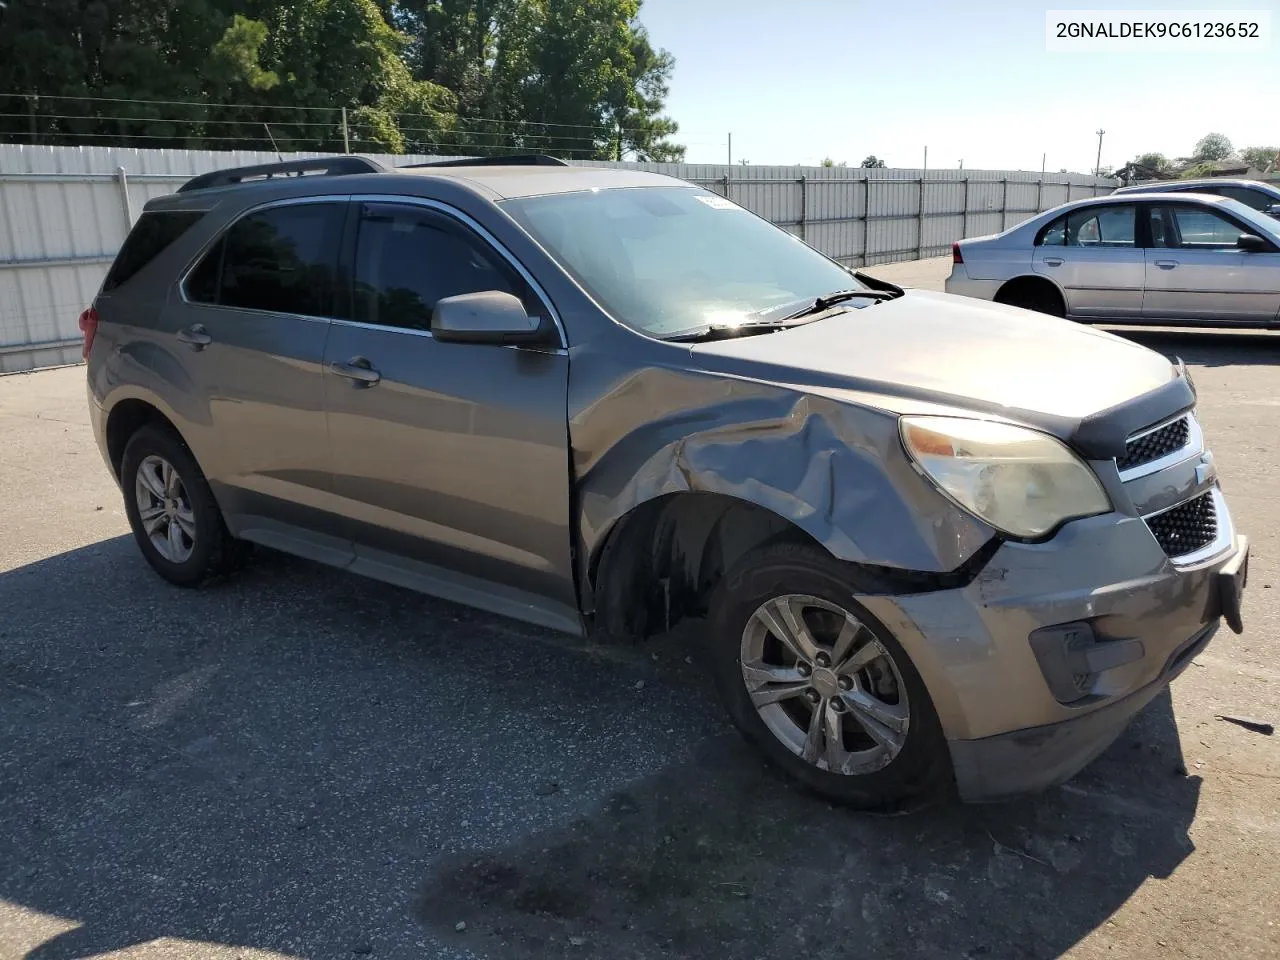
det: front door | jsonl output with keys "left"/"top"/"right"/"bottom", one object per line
{"left": 323, "top": 200, "right": 577, "bottom": 632}
{"left": 1033, "top": 203, "right": 1144, "bottom": 320}
{"left": 167, "top": 198, "right": 348, "bottom": 557}
{"left": 1142, "top": 203, "right": 1280, "bottom": 324}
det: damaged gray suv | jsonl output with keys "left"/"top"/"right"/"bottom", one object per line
{"left": 84, "top": 155, "right": 1249, "bottom": 809}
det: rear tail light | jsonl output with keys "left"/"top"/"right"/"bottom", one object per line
{"left": 78, "top": 306, "right": 99, "bottom": 360}
{"left": 952, "top": 242, "right": 964, "bottom": 264}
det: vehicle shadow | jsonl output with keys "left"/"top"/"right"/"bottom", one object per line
{"left": 1101, "top": 325, "right": 1280, "bottom": 367}
{"left": 1, "top": 537, "right": 1200, "bottom": 960}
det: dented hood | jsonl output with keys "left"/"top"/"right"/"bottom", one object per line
{"left": 691, "top": 289, "right": 1184, "bottom": 453}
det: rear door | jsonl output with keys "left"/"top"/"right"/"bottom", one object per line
{"left": 1032, "top": 203, "right": 1143, "bottom": 319}
{"left": 168, "top": 197, "right": 351, "bottom": 558}
{"left": 1142, "top": 202, "right": 1280, "bottom": 324}
{"left": 322, "top": 199, "right": 577, "bottom": 632}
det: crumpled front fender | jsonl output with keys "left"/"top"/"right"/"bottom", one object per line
{"left": 572, "top": 364, "right": 993, "bottom": 578}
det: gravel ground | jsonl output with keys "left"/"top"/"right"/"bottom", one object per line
{"left": 1, "top": 263, "right": 1278, "bottom": 959}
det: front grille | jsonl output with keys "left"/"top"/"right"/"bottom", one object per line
{"left": 1118, "top": 417, "right": 1191, "bottom": 472}
{"left": 1147, "top": 491, "right": 1217, "bottom": 558}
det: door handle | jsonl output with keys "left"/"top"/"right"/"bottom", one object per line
{"left": 1154, "top": 260, "right": 1178, "bottom": 270}
{"left": 176, "top": 324, "right": 212, "bottom": 350}
{"left": 1042, "top": 257, "right": 1064, "bottom": 267}
{"left": 328, "top": 356, "right": 381, "bottom": 387}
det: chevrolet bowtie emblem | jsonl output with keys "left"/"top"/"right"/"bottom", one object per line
{"left": 1195, "top": 451, "right": 1216, "bottom": 486}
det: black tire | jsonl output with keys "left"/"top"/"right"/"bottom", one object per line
{"left": 120, "top": 423, "right": 248, "bottom": 587}
{"left": 997, "top": 281, "right": 1065, "bottom": 318}
{"left": 707, "top": 542, "right": 953, "bottom": 812}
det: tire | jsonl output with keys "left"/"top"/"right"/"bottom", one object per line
{"left": 707, "top": 542, "right": 952, "bottom": 812}
{"left": 120, "top": 423, "right": 248, "bottom": 587}
{"left": 997, "top": 282, "right": 1065, "bottom": 318}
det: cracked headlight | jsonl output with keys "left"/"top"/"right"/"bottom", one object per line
{"left": 900, "top": 416, "right": 1112, "bottom": 539}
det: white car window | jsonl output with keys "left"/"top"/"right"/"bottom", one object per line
{"left": 1162, "top": 205, "right": 1250, "bottom": 248}
{"left": 1065, "top": 206, "right": 1136, "bottom": 247}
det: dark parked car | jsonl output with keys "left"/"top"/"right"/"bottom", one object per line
{"left": 82, "top": 155, "right": 1248, "bottom": 810}
{"left": 1113, "top": 177, "right": 1280, "bottom": 218}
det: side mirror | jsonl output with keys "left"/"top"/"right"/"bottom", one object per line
{"left": 1265, "top": 203, "right": 1280, "bottom": 219}
{"left": 1236, "top": 233, "right": 1271, "bottom": 253}
{"left": 431, "top": 290, "right": 548, "bottom": 345}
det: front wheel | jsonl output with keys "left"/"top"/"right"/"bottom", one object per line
{"left": 707, "top": 543, "right": 952, "bottom": 811}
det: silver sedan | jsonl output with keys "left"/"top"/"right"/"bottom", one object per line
{"left": 945, "top": 192, "right": 1280, "bottom": 326}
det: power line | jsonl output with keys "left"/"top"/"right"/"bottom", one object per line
{"left": 0, "top": 91, "right": 679, "bottom": 136}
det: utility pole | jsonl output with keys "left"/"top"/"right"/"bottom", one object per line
{"left": 922, "top": 145, "right": 928, "bottom": 173}
{"left": 341, "top": 107, "right": 350, "bottom": 154}
{"left": 1041, "top": 152, "right": 1046, "bottom": 175}
{"left": 727, "top": 132, "right": 732, "bottom": 167}
{"left": 1094, "top": 129, "right": 1105, "bottom": 176}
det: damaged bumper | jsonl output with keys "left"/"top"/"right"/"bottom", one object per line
{"left": 862, "top": 505, "right": 1248, "bottom": 803}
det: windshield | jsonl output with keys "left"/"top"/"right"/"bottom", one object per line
{"left": 501, "top": 186, "right": 864, "bottom": 338}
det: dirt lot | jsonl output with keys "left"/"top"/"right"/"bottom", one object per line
{"left": 2, "top": 259, "right": 1278, "bottom": 960}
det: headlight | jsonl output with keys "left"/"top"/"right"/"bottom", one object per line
{"left": 900, "top": 416, "right": 1112, "bottom": 539}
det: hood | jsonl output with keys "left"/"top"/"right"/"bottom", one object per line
{"left": 691, "top": 290, "right": 1186, "bottom": 455}
{"left": 692, "top": 290, "right": 1174, "bottom": 419}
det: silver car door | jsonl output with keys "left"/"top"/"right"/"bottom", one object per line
{"left": 1143, "top": 202, "right": 1280, "bottom": 324}
{"left": 1033, "top": 204, "right": 1143, "bottom": 320}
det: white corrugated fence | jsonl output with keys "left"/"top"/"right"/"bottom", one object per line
{"left": 0, "top": 144, "right": 1117, "bottom": 373}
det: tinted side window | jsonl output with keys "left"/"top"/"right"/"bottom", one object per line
{"left": 1163, "top": 205, "right": 1248, "bottom": 247}
{"left": 186, "top": 202, "right": 345, "bottom": 316}
{"left": 1065, "top": 205, "right": 1135, "bottom": 247}
{"left": 1038, "top": 216, "right": 1066, "bottom": 246}
{"left": 103, "top": 211, "right": 206, "bottom": 292}
{"left": 1214, "top": 185, "right": 1271, "bottom": 211}
{"left": 351, "top": 203, "right": 532, "bottom": 331}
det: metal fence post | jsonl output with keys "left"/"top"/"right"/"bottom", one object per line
{"left": 799, "top": 174, "right": 807, "bottom": 242}
{"left": 722, "top": 174, "right": 730, "bottom": 199}
{"left": 114, "top": 166, "right": 133, "bottom": 230}
{"left": 961, "top": 177, "right": 969, "bottom": 239}
{"left": 1036, "top": 177, "right": 1044, "bottom": 213}
{"left": 916, "top": 176, "right": 925, "bottom": 260}
{"left": 1000, "top": 177, "right": 1009, "bottom": 230}
{"left": 862, "top": 178, "right": 872, "bottom": 265}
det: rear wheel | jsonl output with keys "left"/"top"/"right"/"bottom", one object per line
{"left": 121, "top": 424, "right": 248, "bottom": 586}
{"left": 996, "top": 279, "right": 1066, "bottom": 318}
{"left": 707, "top": 543, "right": 952, "bottom": 811}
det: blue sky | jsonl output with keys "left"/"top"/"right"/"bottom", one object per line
{"left": 638, "top": 0, "right": 1280, "bottom": 172}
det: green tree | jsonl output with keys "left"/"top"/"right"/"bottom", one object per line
{"left": 0, "top": 0, "right": 679, "bottom": 158}
{"left": 397, "top": 0, "right": 681, "bottom": 159}
{"left": 1131, "top": 152, "right": 1170, "bottom": 174}
{"left": 861, "top": 155, "right": 885, "bottom": 168}
{"left": 820, "top": 157, "right": 847, "bottom": 167}
{"left": 1240, "top": 145, "right": 1280, "bottom": 171}
{"left": 1192, "top": 132, "right": 1234, "bottom": 162}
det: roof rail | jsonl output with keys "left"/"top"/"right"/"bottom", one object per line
{"left": 400, "top": 154, "right": 571, "bottom": 169}
{"left": 177, "top": 156, "right": 387, "bottom": 194}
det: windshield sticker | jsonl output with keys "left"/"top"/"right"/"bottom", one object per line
{"left": 695, "top": 195, "right": 738, "bottom": 210}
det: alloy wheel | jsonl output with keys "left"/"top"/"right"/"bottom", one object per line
{"left": 740, "top": 594, "right": 910, "bottom": 775}
{"left": 134, "top": 454, "right": 197, "bottom": 564}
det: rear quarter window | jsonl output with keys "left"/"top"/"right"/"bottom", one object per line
{"left": 102, "top": 210, "right": 206, "bottom": 293}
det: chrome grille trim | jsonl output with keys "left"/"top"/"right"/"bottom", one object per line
{"left": 1117, "top": 412, "right": 1202, "bottom": 481}
{"left": 1141, "top": 486, "right": 1233, "bottom": 566}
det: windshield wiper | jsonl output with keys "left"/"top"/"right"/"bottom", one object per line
{"left": 658, "top": 286, "right": 901, "bottom": 343}
{"left": 779, "top": 288, "right": 895, "bottom": 321}
{"left": 659, "top": 319, "right": 801, "bottom": 343}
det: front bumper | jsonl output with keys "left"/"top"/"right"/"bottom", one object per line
{"left": 949, "top": 618, "right": 1216, "bottom": 801}
{"left": 859, "top": 507, "right": 1248, "bottom": 802}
